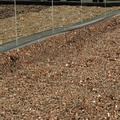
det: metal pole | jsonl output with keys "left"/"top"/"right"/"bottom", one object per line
{"left": 14, "top": 0, "right": 18, "bottom": 45}
{"left": 52, "top": 0, "right": 54, "bottom": 33}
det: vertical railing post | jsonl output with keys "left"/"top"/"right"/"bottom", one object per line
{"left": 14, "top": 0, "right": 18, "bottom": 45}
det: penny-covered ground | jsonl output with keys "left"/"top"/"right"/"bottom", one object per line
{"left": 0, "top": 15, "right": 120, "bottom": 119}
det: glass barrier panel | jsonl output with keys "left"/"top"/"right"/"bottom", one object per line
{"left": 0, "top": 2, "right": 16, "bottom": 45}
{"left": 16, "top": 1, "right": 53, "bottom": 44}
{"left": 0, "top": 0, "right": 120, "bottom": 53}
{"left": 52, "top": 0, "right": 120, "bottom": 31}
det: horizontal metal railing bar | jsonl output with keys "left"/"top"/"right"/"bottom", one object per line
{"left": 0, "top": 0, "right": 120, "bottom": 3}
